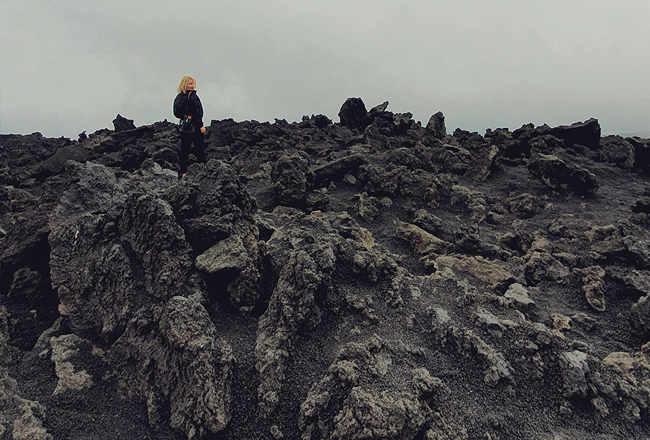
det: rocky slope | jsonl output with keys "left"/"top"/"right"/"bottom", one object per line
{"left": 1, "top": 98, "right": 650, "bottom": 439}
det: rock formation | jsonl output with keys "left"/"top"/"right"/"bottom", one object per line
{"left": 1, "top": 98, "right": 650, "bottom": 439}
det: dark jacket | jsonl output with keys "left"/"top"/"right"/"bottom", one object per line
{"left": 173, "top": 91, "right": 204, "bottom": 130}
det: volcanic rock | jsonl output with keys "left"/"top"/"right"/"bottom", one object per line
{"left": 1, "top": 101, "right": 650, "bottom": 439}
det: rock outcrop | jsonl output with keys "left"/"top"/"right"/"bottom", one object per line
{"left": 1, "top": 99, "right": 650, "bottom": 439}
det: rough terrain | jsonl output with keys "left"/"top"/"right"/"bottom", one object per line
{"left": 1, "top": 99, "right": 650, "bottom": 439}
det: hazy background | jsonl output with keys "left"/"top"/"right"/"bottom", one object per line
{"left": 2, "top": 0, "right": 649, "bottom": 139}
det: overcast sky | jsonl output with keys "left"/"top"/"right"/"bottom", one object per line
{"left": 2, "top": 0, "right": 649, "bottom": 139}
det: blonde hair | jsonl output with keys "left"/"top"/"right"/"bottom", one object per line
{"left": 177, "top": 75, "right": 197, "bottom": 94}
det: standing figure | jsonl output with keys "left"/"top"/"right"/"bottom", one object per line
{"left": 173, "top": 75, "right": 207, "bottom": 177}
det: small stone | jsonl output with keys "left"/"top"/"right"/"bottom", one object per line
{"left": 559, "top": 350, "right": 589, "bottom": 398}
{"left": 559, "top": 404, "right": 573, "bottom": 417}
{"left": 550, "top": 313, "right": 571, "bottom": 331}
{"left": 503, "top": 283, "right": 536, "bottom": 312}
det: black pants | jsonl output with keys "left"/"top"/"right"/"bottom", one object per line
{"left": 179, "top": 131, "right": 206, "bottom": 174}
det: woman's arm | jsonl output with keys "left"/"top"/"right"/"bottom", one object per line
{"left": 189, "top": 93, "right": 206, "bottom": 133}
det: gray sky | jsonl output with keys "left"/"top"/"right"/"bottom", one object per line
{"left": 2, "top": 0, "right": 649, "bottom": 139}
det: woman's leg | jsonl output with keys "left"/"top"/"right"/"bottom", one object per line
{"left": 179, "top": 132, "right": 192, "bottom": 174}
{"left": 192, "top": 131, "right": 207, "bottom": 164}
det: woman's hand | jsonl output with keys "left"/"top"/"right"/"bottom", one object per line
{"left": 200, "top": 126, "right": 206, "bottom": 134}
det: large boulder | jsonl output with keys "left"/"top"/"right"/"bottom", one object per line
{"left": 165, "top": 160, "right": 262, "bottom": 311}
{"left": 110, "top": 296, "right": 234, "bottom": 439}
{"left": 527, "top": 152, "right": 598, "bottom": 196}
{"left": 338, "top": 97, "right": 370, "bottom": 132}
{"left": 49, "top": 171, "right": 194, "bottom": 338}
{"left": 426, "top": 111, "right": 447, "bottom": 139}
{"left": 627, "top": 136, "right": 650, "bottom": 174}
{"left": 255, "top": 212, "right": 341, "bottom": 417}
{"left": 550, "top": 118, "right": 601, "bottom": 150}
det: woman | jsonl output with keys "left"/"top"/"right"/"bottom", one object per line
{"left": 173, "top": 75, "right": 207, "bottom": 177}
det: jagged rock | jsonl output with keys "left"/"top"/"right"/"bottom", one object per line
{"left": 587, "top": 224, "right": 627, "bottom": 262}
{"left": 550, "top": 313, "right": 572, "bottom": 332}
{"left": 358, "top": 192, "right": 391, "bottom": 222}
{"left": 165, "top": 160, "right": 257, "bottom": 250}
{"left": 550, "top": 118, "right": 601, "bottom": 150}
{"left": 627, "top": 136, "right": 650, "bottom": 174}
{"left": 164, "top": 160, "right": 262, "bottom": 310}
{"left": 195, "top": 234, "right": 259, "bottom": 310}
{"left": 450, "top": 185, "right": 487, "bottom": 223}
{"left": 49, "top": 161, "right": 127, "bottom": 223}
{"left": 383, "top": 147, "right": 429, "bottom": 172}
{"left": 529, "top": 134, "right": 565, "bottom": 155}
{"left": 426, "top": 111, "right": 447, "bottom": 139}
{"left": 312, "top": 153, "right": 366, "bottom": 187}
{"left": 575, "top": 266, "right": 607, "bottom": 311}
{"left": 412, "top": 209, "right": 443, "bottom": 235}
{"left": 548, "top": 214, "right": 593, "bottom": 239}
{"left": 612, "top": 269, "right": 650, "bottom": 296}
{"left": 452, "top": 129, "right": 485, "bottom": 148}
{"left": 256, "top": 212, "right": 340, "bottom": 417}
{"left": 113, "top": 114, "right": 136, "bottom": 132}
{"left": 255, "top": 210, "right": 403, "bottom": 421}
{"left": 363, "top": 106, "right": 417, "bottom": 139}
{"left": 111, "top": 296, "right": 233, "bottom": 439}
{"left": 435, "top": 254, "right": 515, "bottom": 292}
{"left": 103, "top": 125, "right": 157, "bottom": 170}
{"left": 43, "top": 160, "right": 235, "bottom": 437}
{"left": 619, "top": 219, "right": 650, "bottom": 269}
{"left": 50, "top": 334, "right": 94, "bottom": 395}
{"left": 0, "top": 389, "right": 53, "bottom": 440}
{"left": 33, "top": 317, "right": 65, "bottom": 358}
{"left": 495, "top": 137, "right": 529, "bottom": 162}
{"left": 632, "top": 193, "right": 650, "bottom": 216}
{"left": 432, "top": 145, "right": 472, "bottom": 175}
{"left": 426, "top": 305, "right": 515, "bottom": 386}
{"left": 571, "top": 312, "right": 597, "bottom": 332}
{"left": 338, "top": 97, "right": 370, "bottom": 132}
{"left": 559, "top": 350, "right": 590, "bottom": 398}
{"left": 357, "top": 163, "right": 420, "bottom": 197}
{"left": 271, "top": 152, "right": 310, "bottom": 208}
{"left": 394, "top": 112, "right": 417, "bottom": 133}
{"left": 369, "top": 101, "right": 389, "bottom": 114}
{"left": 299, "top": 336, "right": 452, "bottom": 439}
{"left": 0, "top": 133, "right": 72, "bottom": 185}
{"left": 596, "top": 350, "right": 650, "bottom": 422}
{"left": 38, "top": 144, "right": 92, "bottom": 179}
{"left": 600, "top": 136, "right": 636, "bottom": 170}
{"left": 196, "top": 235, "right": 250, "bottom": 274}
{"left": 502, "top": 283, "right": 536, "bottom": 313}
{"left": 395, "top": 221, "right": 453, "bottom": 268}
{"left": 466, "top": 144, "right": 499, "bottom": 181}
{"left": 5, "top": 267, "right": 57, "bottom": 351}
{"left": 485, "top": 127, "right": 513, "bottom": 145}
{"left": 50, "top": 186, "right": 195, "bottom": 338}
{"left": 475, "top": 309, "right": 507, "bottom": 337}
{"left": 313, "top": 114, "right": 333, "bottom": 129}
{"left": 524, "top": 251, "right": 570, "bottom": 286}
{"left": 527, "top": 152, "right": 599, "bottom": 196}
{"left": 160, "top": 296, "right": 233, "bottom": 436}
{"left": 630, "top": 295, "right": 650, "bottom": 335}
